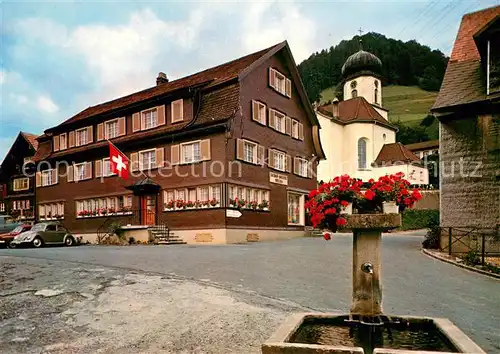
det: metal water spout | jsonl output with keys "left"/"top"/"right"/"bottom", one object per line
{"left": 361, "top": 262, "right": 373, "bottom": 274}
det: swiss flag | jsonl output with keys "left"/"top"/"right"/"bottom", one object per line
{"left": 109, "top": 142, "right": 129, "bottom": 180}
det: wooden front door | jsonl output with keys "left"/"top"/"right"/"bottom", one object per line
{"left": 141, "top": 195, "right": 157, "bottom": 226}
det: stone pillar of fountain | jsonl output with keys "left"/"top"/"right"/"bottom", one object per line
{"left": 345, "top": 214, "right": 401, "bottom": 316}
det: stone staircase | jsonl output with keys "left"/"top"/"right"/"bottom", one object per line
{"left": 149, "top": 226, "right": 186, "bottom": 245}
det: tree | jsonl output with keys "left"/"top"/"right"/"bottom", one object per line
{"left": 393, "top": 120, "right": 430, "bottom": 145}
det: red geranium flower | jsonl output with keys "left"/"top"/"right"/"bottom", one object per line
{"left": 336, "top": 217, "right": 347, "bottom": 227}
{"left": 340, "top": 200, "right": 349, "bottom": 207}
{"left": 364, "top": 189, "right": 376, "bottom": 201}
{"left": 323, "top": 232, "right": 331, "bottom": 240}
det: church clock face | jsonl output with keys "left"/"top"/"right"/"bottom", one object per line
{"left": 350, "top": 80, "right": 357, "bottom": 89}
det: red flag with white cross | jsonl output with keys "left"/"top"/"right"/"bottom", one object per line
{"left": 108, "top": 141, "right": 129, "bottom": 180}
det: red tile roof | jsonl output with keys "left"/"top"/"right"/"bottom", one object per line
{"left": 433, "top": 5, "right": 500, "bottom": 110}
{"left": 405, "top": 139, "right": 439, "bottom": 152}
{"left": 20, "top": 132, "right": 39, "bottom": 151}
{"left": 375, "top": 143, "right": 421, "bottom": 165}
{"left": 52, "top": 43, "right": 283, "bottom": 129}
{"left": 318, "top": 97, "right": 396, "bottom": 129}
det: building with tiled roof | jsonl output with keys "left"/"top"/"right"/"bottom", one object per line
{"left": 0, "top": 132, "right": 39, "bottom": 222}
{"left": 315, "top": 41, "right": 427, "bottom": 185}
{"left": 33, "top": 41, "right": 325, "bottom": 244}
{"left": 431, "top": 5, "right": 500, "bottom": 231}
{"left": 405, "top": 139, "right": 439, "bottom": 159}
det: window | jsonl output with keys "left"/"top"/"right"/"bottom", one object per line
{"left": 166, "top": 191, "right": 174, "bottom": 202}
{"left": 75, "top": 128, "right": 88, "bottom": 146}
{"left": 141, "top": 109, "right": 158, "bottom": 130}
{"left": 420, "top": 171, "right": 424, "bottom": 182}
{"left": 198, "top": 186, "right": 209, "bottom": 202}
{"left": 0, "top": 203, "right": 4, "bottom": 212}
{"left": 374, "top": 88, "right": 379, "bottom": 104}
{"left": 292, "top": 120, "right": 299, "bottom": 139}
{"left": 39, "top": 202, "right": 64, "bottom": 220}
{"left": 488, "top": 36, "right": 500, "bottom": 95}
{"left": 105, "top": 119, "right": 119, "bottom": 139}
{"left": 243, "top": 140, "right": 257, "bottom": 164}
{"left": 181, "top": 141, "right": 201, "bottom": 164}
{"left": 357, "top": 138, "right": 367, "bottom": 169}
{"left": 41, "top": 169, "right": 55, "bottom": 186}
{"left": 60, "top": 134, "right": 67, "bottom": 150}
{"left": 210, "top": 185, "right": 221, "bottom": 202}
{"left": 252, "top": 100, "right": 266, "bottom": 125}
{"left": 75, "top": 163, "right": 89, "bottom": 181}
{"left": 269, "top": 68, "right": 291, "bottom": 97}
{"left": 288, "top": 193, "right": 304, "bottom": 225}
{"left": 273, "top": 150, "right": 286, "bottom": 171}
{"left": 352, "top": 89, "right": 358, "bottom": 98}
{"left": 295, "top": 158, "right": 309, "bottom": 177}
{"left": 139, "top": 149, "right": 156, "bottom": 170}
{"left": 177, "top": 189, "right": 185, "bottom": 201}
{"left": 275, "top": 111, "right": 285, "bottom": 133}
{"left": 188, "top": 188, "right": 196, "bottom": 202}
{"left": 382, "top": 133, "right": 387, "bottom": 142}
{"left": 13, "top": 178, "right": 29, "bottom": 191}
{"left": 171, "top": 99, "right": 184, "bottom": 123}
{"left": 102, "top": 158, "right": 116, "bottom": 177}
{"left": 227, "top": 184, "right": 270, "bottom": 210}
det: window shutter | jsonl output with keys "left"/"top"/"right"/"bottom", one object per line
{"left": 85, "top": 162, "right": 92, "bottom": 179}
{"left": 252, "top": 101, "right": 259, "bottom": 123}
{"left": 236, "top": 139, "right": 245, "bottom": 161}
{"left": 298, "top": 123, "right": 304, "bottom": 141}
{"left": 53, "top": 135, "right": 60, "bottom": 152}
{"left": 293, "top": 157, "right": 300, "bottom": 175}
{"left": 285, "top": 117, "right": 292, "bottom": 136}
{"left": 268, "top": 109, "right": 276, "bottom": 129}
{"left": 285, "top": 78, "right": 292, "bottom": 97}
{"left": 171, "top": 145, "right": 180, "bottom": 165}
{"left": 118, "top": 117, "right": 126, "bottom": 136}
{"left": 67, "top": 165, "right": 74, "bottom": 182}
{"left": 269, "top": 68, "right": 276, "bottom": 89}
{"left": 95, "top": 160, "right": 102, "bottom": 178}
{"left": 171, "top": 99, "right": 184, "bottom": 123}
{"left": 87, "top": 126, "right": 94, "bottom": 143}
{"left": 36, "top": 172, "right": 41, "bottom": 187}
{"left": 157, "top": 105, "right": 166, "bottom": 126}
{"left": 285, "top": 155, "right": 292, "bottom": 173}
{"left": 68, "top": 131, "right": 75, "bottom": 148}
{"left": 307, "top": 161, "right": 313, "bottom": 178}
{"left": 156, "top": 147, "right": 164, "bottom": 168}
{"left": 257, "top": 145, "right": 265, "bottom": 166}
{"left": 97, "top": 123, "right": 104, "bottom": 141}
{"left": 268, "top": 149, "right": 275, "bottom": 169}
{"left": 130, "top": 152, "right": 139, "bottom": 171}
{"left": 51, "top": 169, "right": 58, "bottom": 185}
{"left": 200, "top": 139, "right": 211, "bottom": 161}
{"left": 132, "top": 113, "right": 141, "bottom": 132}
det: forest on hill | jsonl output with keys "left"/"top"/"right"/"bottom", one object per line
{"left": 297, "top": 32, "right": 449, "bottom": 103}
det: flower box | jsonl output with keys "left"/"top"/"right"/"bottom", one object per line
{"left": 383, "top": 201, "right": 399, "bottom": 214}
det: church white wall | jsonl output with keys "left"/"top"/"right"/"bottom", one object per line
{"left": 317, "top": 113, "right": 345, "bottom": 182}
{"left": 373, "top": 106, "right": 388, "bottom": 120}
{"left": 343, "top": 123, "right": 376, "bottom": 180}
{"left": 372, "top": 164, "right": 429, "bottom": 185}
{"left": 373, "top": 125, "right": 396, "bottom": 160}
{"left": 344, "top": 75, "right": 382, "bottom": 106}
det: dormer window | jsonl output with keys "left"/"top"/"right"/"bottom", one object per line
{"left": 269, "top": 68, "right": 291, "bottom": 97}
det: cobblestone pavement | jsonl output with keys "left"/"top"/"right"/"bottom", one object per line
{"left": 1, "top": 234, "right": 499, "bottom": 353}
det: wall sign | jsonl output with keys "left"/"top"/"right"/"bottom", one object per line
{"left": 226, "top": 209, "right": 242, "bottom": 218}
{"left": 269, "top": 172, "right": 288, "bottom": 185}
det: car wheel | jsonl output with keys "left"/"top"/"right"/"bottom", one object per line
{"left": 64, "top": 236, "right": 75, "bottom": 246}
{"left": 32, "top": 237, "right": 43, "bottom": 248}
{"left": 7, "top": 241, "right": 14, "bottom": 249}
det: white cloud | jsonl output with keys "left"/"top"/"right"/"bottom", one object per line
{"left": 9, "top": 93, "right": 28, "bottom": 105}
{"left": 36, "top": 95, "right": 59, "bottom": 113}
{"left": 0, "top": 71, "right": 5, "bottom": 85}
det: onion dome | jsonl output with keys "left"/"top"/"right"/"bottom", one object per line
{"left": 341, "top": 41, "right": 382, "bottom": 79}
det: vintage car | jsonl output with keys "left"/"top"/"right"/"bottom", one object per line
{"left": 10, "top": 222, "right": 76, "bottom": 248}
{"left": 0, "top": 215, "right": 22, "bottom": 234}
{"left": 0, "top": 224, "right": 32, "bottom": 248}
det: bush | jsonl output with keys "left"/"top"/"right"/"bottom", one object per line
{"left": 401, "top": 209, "right": 439, "bottom": 231}
{"left": 107, "top": 222, "right": 124, "bottom": 239}
{"left": 462, "top": 250, "right": 480, "bottom": 266}
{"left": 128, "top": 237, "right": 136, "bottom": 245}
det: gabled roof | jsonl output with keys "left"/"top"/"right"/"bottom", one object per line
{"left": 405, "top": 139, "right": 439, "bottom": 152}
{"left": 317, "top": 97, "right": 396, "bottom": 130}
{"left": 21, "top": 132, "right": 39, "bottom": 151}
{"left": 375, "top": 143, "right": 421, "bottom": 165}
{"left": 51, "top": 43, "right": 283, "bottom": 130}
{"left": 432, "top": 5, "right": 500, "bottom": 111}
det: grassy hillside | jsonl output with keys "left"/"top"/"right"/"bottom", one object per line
{"left": 320, "top": 85, "right": 439, "bottom": 140}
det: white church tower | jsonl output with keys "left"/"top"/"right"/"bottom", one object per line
{"left": 341, "top": 41, "right": 388, "bottom": 120}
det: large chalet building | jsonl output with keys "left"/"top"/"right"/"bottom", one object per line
{"left": 33, "top": 41, "right": 325, "bottom": 244}
{"left": 0, "top": 132, "right": 39, "bottom": 221}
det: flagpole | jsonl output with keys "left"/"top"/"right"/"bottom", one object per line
{"left": 107, "top": 140, "right": 149, "bottom": 179}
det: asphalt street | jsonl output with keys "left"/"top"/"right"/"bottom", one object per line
{"left": 1, "top": 234, "right": 499, "bottom": 353}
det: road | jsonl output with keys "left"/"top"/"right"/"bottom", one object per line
{"left": 1, "top": 234, "right": 499, "bottom": 353}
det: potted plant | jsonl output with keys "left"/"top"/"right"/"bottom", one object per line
{"left": 108, "top": 207, "right": 116, "bottom": 214}
{"left": 229, "top": 198, "right": 238, "bottom": 208}
{"left": 91, "top": 210, "right": 98, "bottom": 217}
{"left": 258, "top": 200, "right": 269, "bottom": 211}
{"left": 237, "top": 199, "right": 247, "bottom": 209}
{"left": 195, "top": 200, "right": 203, "bottom": 208}
{"left": 186, "top": 200, "right": 194, "bottom": 209}
{"left": 209, "top": 198, "right": 218, "bottom": 207}
{"left": 165, "top": 200, "right": 175, "bottom": 210}
{"left": 249, "top": 200, "right": 258, "bottom": 210}
{"left": 101, "top": 208, "right": 108, "bottom": 216}
{"left": 175, "top": 200, "right": 185, "bottom": 209}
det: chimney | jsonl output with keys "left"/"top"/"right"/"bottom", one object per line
{"left": 156, "top": 72, "right": 168, "bottom": 85}
{"left": 332, "top": 97, "right": 339, "bottom": 118}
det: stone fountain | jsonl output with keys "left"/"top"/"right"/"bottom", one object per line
{"left": 262, "top": 214, "right": 485, "bottom": 354}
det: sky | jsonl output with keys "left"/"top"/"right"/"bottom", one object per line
{"left": 1, "top": 0, "right": 498, "bottom": 161}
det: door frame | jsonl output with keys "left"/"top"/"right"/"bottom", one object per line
{"left": 140, "top": 194, "right": 158, "bottom": 226}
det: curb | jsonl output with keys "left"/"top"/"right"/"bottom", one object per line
{"left": 422, "top": 249, "right": 500, "bottom": 280}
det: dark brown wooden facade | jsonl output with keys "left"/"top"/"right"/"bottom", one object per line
{"left": 33, "top": 42, "right": 324, "bottom": 239}
{"left": 0, "top": 132, "right": 39, "bottom": 222}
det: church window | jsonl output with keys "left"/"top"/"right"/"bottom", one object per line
{"left": 358, "top": 138, "right": 367, "bottom": 169}
{"left": 374, "top": 88, "right": 378, "bottom": 104}
{"left": 350, "top": 80, "right": 357, "bottom": 89}
{"left": 382, "top": 133, "right": 386, "bottom": 142}
{"left": 352, "top": 89, "right": 358, "bottom": 98}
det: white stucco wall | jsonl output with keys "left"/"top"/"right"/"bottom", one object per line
{"left": 344, "top": 75, "right": 382, "bottom": 107}
{"left": 317, "top": 113, "right": 344, "bottom": 182}
{"left": 371, "top": 164, "right": 429, "bottom": 185}
{"left": 373, "top": 106, "right": 388, "bottom": 120}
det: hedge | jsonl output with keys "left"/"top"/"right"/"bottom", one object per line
{"left": 401, "top": 209, "right": 440, "bottom": 231}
